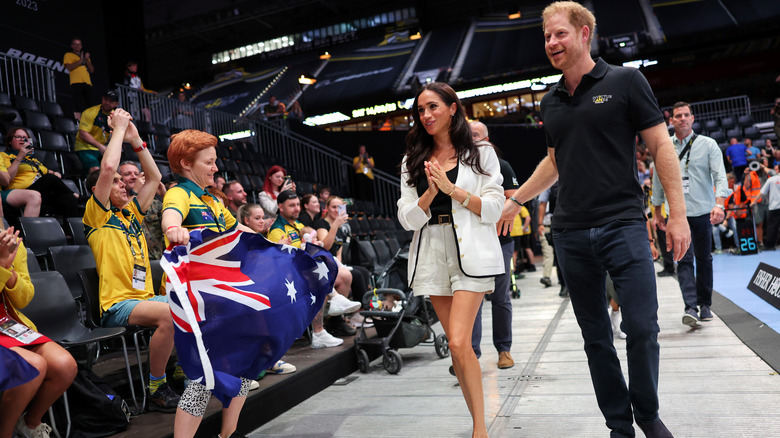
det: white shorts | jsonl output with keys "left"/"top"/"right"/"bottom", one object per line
{"left": 412, "top": 224, "right": 495, "bottom": 296}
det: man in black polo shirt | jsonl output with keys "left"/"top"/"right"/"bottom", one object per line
{"left": 500, "top": 2, "right": 690, "bottom": 437}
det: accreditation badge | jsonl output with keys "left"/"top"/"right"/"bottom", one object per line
{"left": 0, "top": 316, "right": 42, "bottom": 344}
{"left": 132, "top": 264, "right": 147, "bottom": 290}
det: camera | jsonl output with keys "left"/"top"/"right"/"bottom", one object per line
{"left": 24, "top": 139, "right": 34, "bottom": 156}
{"left": 748, "top": 160, "right": 761, "bottom": 171}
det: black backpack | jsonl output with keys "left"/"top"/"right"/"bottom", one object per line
{"left": 51, "top": 366, "right": 131, "bottom": 438}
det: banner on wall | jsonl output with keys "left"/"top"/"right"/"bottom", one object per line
{"left": 747, "top": 262, "right": 780, "bottom": 311}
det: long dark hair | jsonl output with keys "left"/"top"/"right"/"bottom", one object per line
{"left": 402, "top": 82, "right": 486, "bottom": 187}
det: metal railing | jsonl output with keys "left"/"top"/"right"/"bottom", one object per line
{"left": 750, "top": 103, "right": 776, "bottom": 125}
{"left": 116, "top": 85, "right": 401, "bottom": 215}
{"left": 0, "top": 51, "right": 56, "bottom": 102}
{"left": 661, "top": 95, "right": 751, "bottom": 122}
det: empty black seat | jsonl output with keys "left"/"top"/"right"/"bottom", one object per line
{"left": 744, "top": 126, "right": 760, "bottom": 140}
{"left": 49, "top": 245, "right": 96, "bottom": 301}
{"left": 704, "top": 119, "right": 719, "bottom": 132}
{"left": 720, "top": 117, "right": 735, "bottom": 130}
{"left": 709, "top": 129, "right": 726, "bottom": 144}
{"left": 38, "top": 130, "right": 70, "bottom": 152}
{"left": 726, "top": 127, "right": 742, "bottom": 140}
{"left": 65, "top": 217, "right": 88, "bottom": 245}
{"left": 40, "top": 101, "right": 64, "bottom": 117}
{"left": 24, "top": 111, "right": 52, "bottom": 132}
{"left": 737, "top": 115, "right": 754, "bottom": 127}
{"left": 13, "top": 95, "right": 39, "bottom": 112}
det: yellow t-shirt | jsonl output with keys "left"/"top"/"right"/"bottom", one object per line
{"left": 510, "top": 206, "right": 531, "bottom": 237}
{"left": 353, "top": 156, "right": 375, "bottom": 180}
{"left": 162, "top": 177, "right": 236, "bottom": 247}
{"left": 75, "top": 104, "right": 111, "bottom": 152}
{"left": 63, "top": 52, "right": 92, "bottom": 85}
{"left": 267, "top": 216, "right": 305, "bottom": 247}
{"left": 0, "top": 153, "right": 47, "bottom": 190}
{"left": 83, "top": 196, "right": 154, "bottom": 314}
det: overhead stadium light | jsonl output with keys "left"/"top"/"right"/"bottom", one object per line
{"left": 508, "top": 11, "right": 522, "bottom": 19}
{"left": 410, "top": 31, "right": 422, "bottom": 40}
{"left": 298, "top": 74, "right": 317, "bottom": 85}
{"left": 319, "top": 52, "right": 331, "bottom": 60}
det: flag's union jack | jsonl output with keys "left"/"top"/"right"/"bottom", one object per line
{"left": 162, "top": 228, "right": 337, "bottom": 405}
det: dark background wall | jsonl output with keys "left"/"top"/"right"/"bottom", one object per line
{"left": 292, "top": 124, "right": 548, "bottom": 185}
{"left": 0, "top": 1, "right": 146, "bottom": 116}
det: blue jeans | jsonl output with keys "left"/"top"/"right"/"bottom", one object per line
{"left": 678, "top": 214, "right": 713, "bottom": 311}
{"left": 472, "top": 240, "right": 514, "bottom": 357}
{"left": 554, "top": 219, "right": 660, "bottom": 438}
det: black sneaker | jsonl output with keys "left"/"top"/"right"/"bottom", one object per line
{"left": 540, "top": 277, "right": 552, "bottom": 287}
{"left": 558, "top": 286, "right": 569, "bottom": 297}
{"left": 147, "top": 382, "right": 180, "bottom": 413}
{"left": 657, "top": 270, "right": 675, "bottom": 277}
{"left": 327, "top": 317, "right": 356, "bottom": 336}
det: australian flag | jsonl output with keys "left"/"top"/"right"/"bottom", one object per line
{"left": 0, "top": 345, "right": 39, "bottom": 391}
{"left": 161, "top": 228, "right": 337, "bottom": 405}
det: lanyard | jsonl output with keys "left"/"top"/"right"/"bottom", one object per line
{"left": 677, "top": 134, "right": 698, "bottom": 175}
{"left": 116, "top": 209, "right": 145, "bottom": 264}
{"left": 10, "top": 154, "right": 43, "bottom": 176}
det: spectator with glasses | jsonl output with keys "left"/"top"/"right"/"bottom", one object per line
{"left": 1, "top": 128, "right": 79, "bottom": 218}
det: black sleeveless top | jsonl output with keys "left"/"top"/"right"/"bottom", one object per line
{"left": 416, "top": 165, "right": 459, "bottom": 218}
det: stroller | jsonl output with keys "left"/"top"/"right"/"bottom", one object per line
{"left": 353, "top": 248, "right": 449, "bottom": 374}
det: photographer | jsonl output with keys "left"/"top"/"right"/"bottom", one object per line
{"left": 747, "top": 158, "right": 776, "bottom": 248}
{"left": 352, "top": 145, "right": 374, "bottom": 201}
{"left": 2, "top": 128, "right": 79, "bottom": 217}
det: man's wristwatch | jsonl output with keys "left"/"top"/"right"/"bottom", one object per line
{"left": 715, "top": 204, "right": 725, "bottom": 211}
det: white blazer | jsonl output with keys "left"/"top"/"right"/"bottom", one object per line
{"left": 397, "top": 143, "right": 505, "bottom": 286}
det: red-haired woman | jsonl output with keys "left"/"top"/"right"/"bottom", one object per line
{"left": 162, "top": 130, "right": 256, "bottom": 438}
{"left": 257, "top": 165, "right": 295, "bottom": 219}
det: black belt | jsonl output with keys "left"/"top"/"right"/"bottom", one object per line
{"left": 428, "top": 213, "right": 452, "bottom": 225}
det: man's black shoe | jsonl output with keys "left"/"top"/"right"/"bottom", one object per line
{"left": 147, "top": 382, "right": 179, "bottom": 413}
{"left": 449, "top": 365, "right": 456, "bottom": 376}
{"left": 636, "top": 418, "right": 673, "bottom": 438}
{"left": 558, "top": 286, "right": 569, "bottom": 297}
{"left": 540, "top": 277, "right": 552, "bottom": 287}
{"left": 657, "top": 270, "right": 675, "bottom": 278}
{"left": 327, "top": 317, "right": 356, "bottom": 336}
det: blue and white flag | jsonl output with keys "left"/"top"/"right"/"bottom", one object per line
{"left": 161, "top": 229, "right": 337, "bottom": 405}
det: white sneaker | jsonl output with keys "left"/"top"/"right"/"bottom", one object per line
{"left": 267, "top": 360, "right": 296, "bottom": 374}
{"left": 15, "top": 415, "right": 52, "bottom": 438}
{"left": 327, "top": 293, "right": 361, "bottom": 316}
{"left": 248, "top": 380, "right": 260, "bottom": 391}
{"left": 311, "top": 329, "right": 344, "bottom": 348}
{"left": 610, "top": 309, "right": 627, "bottom": 339}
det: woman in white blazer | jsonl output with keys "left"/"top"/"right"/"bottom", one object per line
{"left": 397, "top": 82, "right": 503, "bottom": 438}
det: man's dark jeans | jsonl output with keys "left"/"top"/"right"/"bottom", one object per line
{"left": 554, "top": 219, "right": 660, "bottom": 438}
{"left": 677, "top": 214, "right": 713, "bottom": 311}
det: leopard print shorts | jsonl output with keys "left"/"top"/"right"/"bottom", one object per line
{"left": 178, "top": 378, "right": 253, "bottom": 417}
